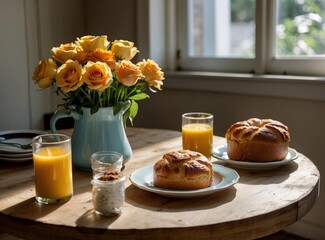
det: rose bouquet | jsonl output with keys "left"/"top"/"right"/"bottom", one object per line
{"left": 32, "top": 35, "right": 165, "bottom": 125}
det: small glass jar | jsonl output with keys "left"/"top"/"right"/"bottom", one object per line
{"left": 91, "top": 171, "right": 125, "bottom": 217}
{"left": 90, "top": 151, "right": 123, "bottom": 176}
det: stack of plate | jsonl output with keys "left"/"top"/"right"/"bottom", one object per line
{"left": 0, "top": 130, "right": 46, "bottom": 162}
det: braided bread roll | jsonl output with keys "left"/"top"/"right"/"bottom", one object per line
{"left": 153, "top": 150, "right": 213, "bottom": 190}
{"left": 225, "top": 118, "right": 290, "bottom": 162}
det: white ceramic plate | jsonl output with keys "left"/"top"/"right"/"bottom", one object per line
{"left": 129, "top": 164, "right": 239, "bottom": 198}
{"left": 0, "top": 129, "right": 46, "bottom": 154}
{"left": 212, "top": 145, "right": 299, "bottom": 170}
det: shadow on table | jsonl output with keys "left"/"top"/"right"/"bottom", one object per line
{"left": 125, "top": 185, "right": 237, "bottom": 212}
{"left": 75, "top": 209, "right": 121, "bottom": 234}
{"left": 235, "top": 161, "right": 299, "bottom": 185}
{"left": 2, "top": 197, "right": 65, "bottom": 219}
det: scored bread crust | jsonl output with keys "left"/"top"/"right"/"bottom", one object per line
{"left": 225, "top": 118, "right": 290, "bottom": 162}
{"left": 153, "top": 150, "right": 213, "bottom": 190}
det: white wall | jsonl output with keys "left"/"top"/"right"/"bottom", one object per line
{"left": 0, "top": 0, "right": 33, "bottom": 130}
{"left": 85, "top": 0, "right": 137, "bottom": 41}
{"left": 0, "top": 0, "right": 86, "bottom": 131}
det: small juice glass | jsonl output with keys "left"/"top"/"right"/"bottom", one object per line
{"left": 182, "top": 112, "right": 214, "bottom": 159}
{"left": 32, "top": 134, "right": 73, "bottom": 204}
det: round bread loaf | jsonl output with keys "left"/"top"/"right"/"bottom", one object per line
{"left": 153, "top": 150, "right": 214, "bottom": 190}
{"left": 225, "top": 118, "right": 290, "bottom": 162}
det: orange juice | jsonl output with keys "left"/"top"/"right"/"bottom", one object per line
{"left": 33, "top": 147, "right": 73, "bottom": 199}
{"left": 182, "top": 123, "right": 213, "bottom": 159}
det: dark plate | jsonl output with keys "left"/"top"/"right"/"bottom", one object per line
{"left": 0, "top": 130, "right": 46, "bottom": 154}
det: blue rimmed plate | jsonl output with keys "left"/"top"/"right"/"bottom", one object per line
{"left": 130, "top": 164, "right": 239, "bottom": 198}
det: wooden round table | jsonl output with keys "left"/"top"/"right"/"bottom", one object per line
{"left": 0, "top": 128, "right": 320, "bottom": 240}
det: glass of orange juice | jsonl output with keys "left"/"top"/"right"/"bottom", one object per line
{"left": 32, "top": 134, "right": 73, "bottom": 204}
{"left": 182, "top": 112, "right": 214, "bottom": 159}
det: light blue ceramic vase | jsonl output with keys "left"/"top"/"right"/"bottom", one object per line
{"left": 50, "top": 105, "right": 132, "bottom": 171}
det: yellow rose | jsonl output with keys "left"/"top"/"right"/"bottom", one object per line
{"left": 82, "top": 61, "right": 113, "bottom": 91}
{"left": 76, "top": 35, "right": 109, "bottom": 52}
{"left": 111, "top": 40, "right": 139, "bottom": 60}
{"left": 51, "top": 43, "right": 79, "bottom": 64}
{"left": 56, "top": 60, "right": 83, "bottom": 92}
{"left": 115, "top": 60, "right": 144, "bottom": 86}
{"left": 32, "top": 58, "right": 57, "bottom": 88}
{"left": 137, "top": 59, "right": 165, "bottom": 90}
{"left": 88, "top": 49, "right": 116, "bottom": 70}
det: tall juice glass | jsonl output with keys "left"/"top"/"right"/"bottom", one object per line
{"left": 182, "top": 112, "right": 214, "bottom": 159}
{"left": 32, "top": 134, "right": 73, "bottom": 204}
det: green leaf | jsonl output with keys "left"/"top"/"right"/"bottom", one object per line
{"left": 90, "top": 105, "right": 100, "bottom": 115}
{"left": 129, "top": 100, "right": 138, "bottom": 125}
{"left": 113, "top": 104, "right": 123, "bottom": 116}
{"left": 128, "top": 93, "right": 149, "bottom": 101}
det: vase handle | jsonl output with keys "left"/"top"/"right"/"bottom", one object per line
{"left": 121, "top": 101, "right": 131, "bottom": 114}
{"left": 50, "top": 109, "right": 81, "bottom": 133}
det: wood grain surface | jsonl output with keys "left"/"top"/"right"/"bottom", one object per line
{"left": 0, "top": 128, "right": 320, "bottom": 240}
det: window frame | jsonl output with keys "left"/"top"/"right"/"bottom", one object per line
{"left": 176, "top": 0, "right": 325, "bottom": 77}
{"left": 176, "top": 0, "right": 256, "bottom": 73}
{"left": 137, "top": 0, "right": 325, "bottom": 103}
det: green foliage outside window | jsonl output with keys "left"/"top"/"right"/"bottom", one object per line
{"left": 277, "top": 0, "right": 325, "bottom": 56}
{"left": 231, "top": 0, "right": 325, "bottom": 56}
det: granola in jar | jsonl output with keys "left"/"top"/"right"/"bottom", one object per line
{"left": 91, "top": 171, "right": 125, "bottom": 216}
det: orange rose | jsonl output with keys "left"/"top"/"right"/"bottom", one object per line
{"left": 51, "top": 43, "right": 80, "bottom": 64}
{"left": 32, "top": 58, "right": 57, "bottom": 88}
{"left": 111, "top": 40, "right": 139, "bottom": 60}
{"left": 56, "top": 60, "right": 83, "bottom": 92}
{"left": 82, "top": 61, "right": 113, "bottom": 91}
{"left": 88, "top": 49, "right": 116, "bottom": 70}
{"left": 76, "top": 35, "right": 109, "bottom": 52}
{"left": 115, "top": 60, "right": 144, "bottom": 86}
{"left": 137, "top": 59, "right": 165, "bottom": 90}
{"left": 75, "top": 49, "right": 88, "bottom": 64}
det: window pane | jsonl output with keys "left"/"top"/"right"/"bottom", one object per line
{"left": 276, "top": 0, "right": 325, "bottom": 57}
{"left": 188, "top": 0, "right": 255, "bottom": 58}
